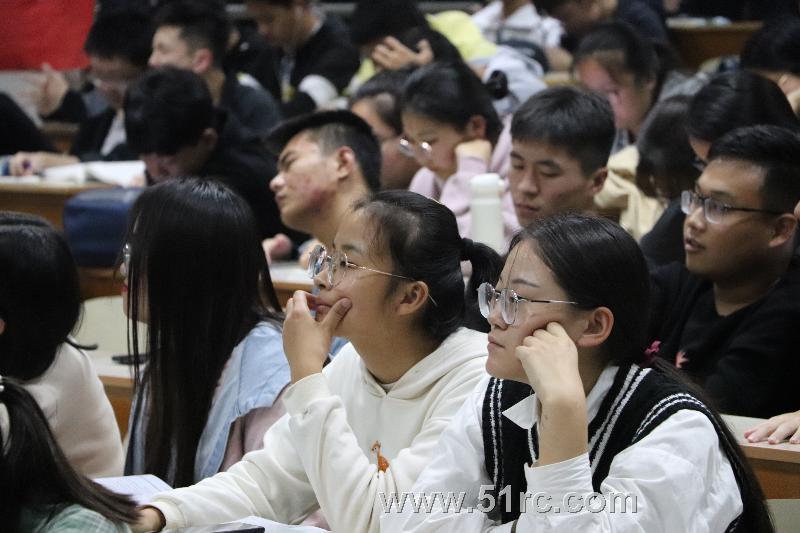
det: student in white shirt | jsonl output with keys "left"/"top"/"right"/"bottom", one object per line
{"left": 382, "top": 213, "right": 772, "bottom": 532}
{"left": 132, "top": 190, "right": 503, "bottom": 532}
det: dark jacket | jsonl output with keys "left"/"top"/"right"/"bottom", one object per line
{"left": 649, "top": 258, "right": 800, "bottom": 418}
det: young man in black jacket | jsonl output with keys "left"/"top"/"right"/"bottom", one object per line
{"left": 149, "top": 1, "right": 282, "bottom": 137}
{"left": 649, "top": 125, "right": 800, "bottom": 418}
{"left": 124, "top": 66, "right": 302, "bottom": 244}
{"left": 238, "top": 0, "right": 360, "bottom": 118}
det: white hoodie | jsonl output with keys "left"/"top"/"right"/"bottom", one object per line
{"left": 149, "top": 327, "right": 488, "bottom": 533}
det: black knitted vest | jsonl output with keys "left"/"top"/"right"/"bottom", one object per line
{"left": 481, "top": 363, "right": 745, "bottom": 529}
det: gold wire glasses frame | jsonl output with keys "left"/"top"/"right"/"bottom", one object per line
{"left": 308, "top": 245, "right": 438, "bottom": 306}
{"left": 478, "top": 282, "right": 579, "bottom": 326}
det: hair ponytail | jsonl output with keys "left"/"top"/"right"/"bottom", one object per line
{"left": 0, "top": 377, "right": 138, "bottom": 530}
{"left": 462, "top": 238, "right": 504, "bottom": 332}
{"left": 484, "top": 70, "right": 510, "bottom": 100}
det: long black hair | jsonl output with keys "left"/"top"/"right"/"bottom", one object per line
{"left": 125, "top": 178, "right": 283, "bottom": 487}
{"left": 0, "top": 213, "right": 81, "bottom": 381}
{"left": 509, "top": 213, "right": 772, "bottom": 532}
{"left": 352, "top": 190, "right": 503, "bottom": 341}
{"left": 0, "top": 377, "right": 138, "bottom": 530}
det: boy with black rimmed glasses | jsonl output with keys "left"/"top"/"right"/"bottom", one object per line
{"left": 648, "top": 125, "right": 800, "bottom": 419}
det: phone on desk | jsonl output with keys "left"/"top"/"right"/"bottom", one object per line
{"left": 111, "top": 353, "right": 146, "bottom": 365}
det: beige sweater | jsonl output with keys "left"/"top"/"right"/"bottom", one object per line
{"left": 24, "top": 343, "right": 124, "bottom": 478}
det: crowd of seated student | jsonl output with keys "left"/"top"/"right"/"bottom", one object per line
{"left": 5, "top": 2, "right": 800, "bottom": 532}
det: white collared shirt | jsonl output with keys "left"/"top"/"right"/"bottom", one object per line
{"left": 472, "top": 1, "right": 563, "bottom": 48}
{"left": 381, "top": 366, "right": 742, "bottom": 532}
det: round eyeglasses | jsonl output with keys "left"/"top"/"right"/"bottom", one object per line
{"left": 477, "top": 282, "right": 579, "bottom": 326}
{"left": 398, "top": 137, "right": 433, "bottom": 159}
{"left": 307, "top": 244, "right": 428, "bottom": 297}
{"left": 680, "top": 190, "right": 785, "bottom": 225}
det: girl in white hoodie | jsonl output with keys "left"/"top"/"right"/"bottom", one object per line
{"left": 134, "top": 190, "right": 503, "bottom": 532}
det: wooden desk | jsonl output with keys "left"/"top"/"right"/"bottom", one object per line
{"left": 77, "top": 262, "right": 314, "bottom": 305}
{"left": 90, "top": 350, "right": 135, "bottom": 439}
{"left": 668, "top": 20, "right": 762, "bottom": 69}
{"left": 725, "top": 415, "right": 800, "bottom": 499}
{"left": 0, "top": 178, "right": 110, "bottom": 229}
{"left": 740, "top": 440, "right": 800, "bottom": 500}
{"left": 268, "top": 261, "right": 314, "bottom": 307}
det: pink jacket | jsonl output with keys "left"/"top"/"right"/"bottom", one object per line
{"left": 408, "top": 119, "right": 520, "bottom": 245}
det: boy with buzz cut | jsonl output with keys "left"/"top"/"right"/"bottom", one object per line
{"left": 508, "top": 85, "right": 614, "bottom": 227}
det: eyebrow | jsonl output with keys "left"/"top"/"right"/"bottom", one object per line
{"left": 340, "top": 243, "right": 364, "bottom": 255}
{"left": 696, "top": 185, "right": 735, "bottom": 202}
{"left": 510, "top": 277, "right": 540, "bottom": 288}
{"left": 278, "top": 151, "right": 296, "bottom": 169}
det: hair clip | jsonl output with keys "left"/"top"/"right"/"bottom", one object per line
{"left": 642, "top": 340, "right": 661, "bottom": 367}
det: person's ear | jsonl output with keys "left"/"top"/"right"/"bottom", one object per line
{"left": 199, "top": 128, "right": 219, "bottom": 152}
{"left": 191, "top": 48, "right": 214, "bottom": 75}
{"left": 575, "top": 306, "right": 614, "bottom": 349}
{"left": 332, "top": 146, "right": 358, "bottom": 182}
{"left": 465, "top": 115, "right": 487, "bottom": 140}
{"left": 587, "top": 166, "right": 608, "bottom": 195}
{"left": 768, "top": 213, "right": 798, "bottom": 248}
{"left": 394, "top": 281, "right": 431, "bottom": 317}
{"left": 0, "top": 317, "right": 5, "bottom": 336}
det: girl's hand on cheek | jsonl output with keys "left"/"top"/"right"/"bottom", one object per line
{"left": 515, "top": 322, "right": 584, "bottom": 406}
{"left": 283, "top": 291, "right": 351, "bottom": 383}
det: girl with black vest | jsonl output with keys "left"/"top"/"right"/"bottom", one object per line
{"left": 383, "top": 213, "right": 772, "bottom": 532}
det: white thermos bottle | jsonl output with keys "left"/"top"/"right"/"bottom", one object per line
{"left": 470, "top": 173, "right": 504, "bottom": 252}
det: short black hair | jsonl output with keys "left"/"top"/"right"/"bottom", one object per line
{"left": 350, "top": 0, "right": 429, "bottom": 46}
{"left": 687, "top": 71, "right": 800, "bottom": 142}
{"left": 154, "top": 0, "right": 231, "bottom": 68}
{"left": 741, "top": 18, "right": 800, "bottom": 75}
{"left": 351, "top": 68, "right": 413, "bottom": 135}
{"left": 266, "top": 110, "right": 382, "bottom": 192}
{"left": 124, "top": 66, "right": 215, "bottom": 155}
{"left": 511, "top": 86, "right": 615, "bottom": 176}
{"left": 708, "top": 125, "right": 800, "bottom": 213}
{"left": 84, "top": 8, "right": 154, "bottom": 67}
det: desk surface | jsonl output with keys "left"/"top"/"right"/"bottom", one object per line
{"left": 0, "top": 176, "right": 111, "bottom": 229}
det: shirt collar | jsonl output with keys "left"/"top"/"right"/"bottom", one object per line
{"left": 502, "top": 365, "right": 619, "bottom": 430}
